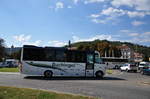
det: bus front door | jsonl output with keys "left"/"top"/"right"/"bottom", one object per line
{"left": 86, "top": 53, "right": 94, "bottom": 77}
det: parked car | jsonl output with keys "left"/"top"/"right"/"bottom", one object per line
{"left": 105, "top": 62, "right": 123, "bottom": 69}
{"left": 138, "top": 62, "right": 148, "bottom": 72}
{"left": 113, "top": 65, "right": 122, "bottom": 69}
{"left": 0, "top": 62, "right": 3, "bottom": 68}
{"left": 141, "top": 63, "right": 150, "bottom": 75}
{"left": 120, "top": 63, "right": 138, "bottom": 72}
{"left": 0, "top": 59, "right": 18, "bottom": 68}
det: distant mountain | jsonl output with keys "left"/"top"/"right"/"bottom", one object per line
{"left": 70, "top": 40, "right": 150, "bottom": 61}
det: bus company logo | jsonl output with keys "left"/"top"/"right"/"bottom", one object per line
{"left": 52, "top": 63, "right": 75, "bottom": 68}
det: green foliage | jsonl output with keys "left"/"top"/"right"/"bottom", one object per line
{"left": 143, "top": 55, "right": 149, "bottom": 62}
{"left": 0, "top": 86, "right": 99, "bottom": 99}
{"left": 10, "top": 50, "right": 21, "bottom": 60}
{"left": 72, "top": 40, "right": 150, "bottom": 58}
{"left": 0, "top": 68, "right": 19, "bottom": 72}
{"left": 72, "top": 40, "right": 122, "bottom": 57}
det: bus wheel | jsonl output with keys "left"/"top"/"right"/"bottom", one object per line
{"left": 96, "top": 71, "right": 103, "bottom": 79}
{"left": 44, "top": 70, "right": 53, "bottom": 78}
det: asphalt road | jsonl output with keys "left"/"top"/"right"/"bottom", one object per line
{"left": 0, "top": 71, "right": 150, "bottom": 99}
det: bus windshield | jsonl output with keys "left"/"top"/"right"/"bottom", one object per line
{"left": 95, "top": 56, "right": 103, "bottom": 64}
{"left": 95, "top": 53, "right": 103, "bottom": 64}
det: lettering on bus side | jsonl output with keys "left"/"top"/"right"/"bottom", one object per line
{"left": 52, "top": 63, "right": 76, "bottom": 68}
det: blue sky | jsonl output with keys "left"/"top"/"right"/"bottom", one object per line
{"left": 0, "top": 0, "right": 150, "bottom": 47}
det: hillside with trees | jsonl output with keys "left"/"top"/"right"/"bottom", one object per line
{"left": 71, "top": 40, "right": 150, "bottom": 61}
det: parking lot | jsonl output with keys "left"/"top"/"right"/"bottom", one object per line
{"left": 0, "top": 70, "right": 150, "bottom": 99}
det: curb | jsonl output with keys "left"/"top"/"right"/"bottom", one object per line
{"left": 0, "top": 72, "right": 20, "bottom": 75}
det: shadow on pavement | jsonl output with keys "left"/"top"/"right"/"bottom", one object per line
{"left": 24, "top": 76, "right": 125, "bottom": 81}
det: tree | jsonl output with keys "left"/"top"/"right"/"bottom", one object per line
{"left": 97, "top": 42, "right": 110, "bottom": 57}
{"left": 10, "top": 50, "right": 21, "bottom": 60}
{"left": 72, "top": 39, "right": 149, "bottom": 59}
{"left": 143, "top": 55, "right": 149, "bottom": 62}
{"left": 0, "top": 38, "right": 5, "bottom": 61}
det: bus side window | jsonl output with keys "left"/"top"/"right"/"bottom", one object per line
{"left": 45, "top": 49, "right": 55, "bottom": 61}
{"left": 66, "top": 51, "right": 86, "bottom": 63}
{"left": 23, "top": 48, "right": 45, "bottom": 61}
{"left": 55, "top": 50, "right": 66, "bottom": 62}
{"left": 66, "top": 51, "right": 75, "bottom": 62}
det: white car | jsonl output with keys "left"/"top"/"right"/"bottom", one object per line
{"left": 138, "top": 62, "right": 148, "bottom": 71}
{"left": 120, "top": 63, "right": 138, "bottom": 72}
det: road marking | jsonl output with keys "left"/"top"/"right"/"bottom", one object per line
{"left": 140, "top": 82, "right": 150, "bottom": 85}
{"left": 106, "top": 70, "right": 123, "bottom": 76}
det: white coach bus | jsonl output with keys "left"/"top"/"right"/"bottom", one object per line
{"left": 20, "top": 45, "right": 106, "bottom": 78}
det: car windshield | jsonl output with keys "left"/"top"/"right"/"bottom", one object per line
{"left": 142, "top": 63, "right": 149, "bottom": 67}
{"left": 122, "top": 64, "right": 128, "bottom": 67}
{"left": 140, "top": 64, "right": 145, "bottom": 66}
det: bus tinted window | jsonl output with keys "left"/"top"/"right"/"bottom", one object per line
{"left": 45, "top": 48, "right": 55, "bottom": 61}
{"left": 66, "top": 51, "right": 75, "bottom": 62}
{"left": 66, "top": 51, "right": 86, "bottom": 63}
{"left": 23, "top": 48, "right": 45, "bottom": 61}
{"left": 23, "top": 47, "right": 86, "bottom": 62}
{"left": 75, "top": 51, "right": 86, "bottom": 62}
{"left": 55, "top": 50, "right": 66, "bottom": 62}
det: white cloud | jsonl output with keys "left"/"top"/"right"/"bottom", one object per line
{"left": 73, "top": 0, "right": 79, "bottom": 4}
{"left": 13, "top": 34, "right": 42, "bottom": 46}
{"left": 91, "top": 17, "right": 114, "bottom": 24}
{"left": 132, "top": 32, "right": 150, "bottom": 43}
{"left": 67, "top": 6, "right": 72, "bottom": 9}
{"left": 131, "top": 20, "right": 145, "bottom": 26}
{"left": 23, "top": 40, "right": 42, "bottom": 46}
{"left": 120, "top": 29, "right": 131, "bottom": 33}
{"left": 127, "top": 11, "right": 146, "bottom": 18}
{"left": 72, "top": 34, "right": 112, "bottom": 42}
{"left": 90, "top": 14, "right": 100, "bottom": 18}
{"left": 48, "top": 40, "right": 67, "bottom": 47}
{"left": 101, "top": 7, "right": 126, "bottom": 17}
{"left": 101, "top": 7, "right": 150, "bottom": 18}
{"left": 143, "top": 32, "right": 150, "bottom": 35}
{"left": 13, "top": 34, "right": 31, "bottom": 42}
{"left": 84, "top": 0, "right": 105, "bottom": 4}
{"left": 55, "top": 2, "right": 64, "bottom": 10}
{"left": 120, "top": 30, "right": 140, "bottom": 37}
{"left": 92, "top": 19, "right": 106, "bottom": 24}
{"left": 119, "top": 30, "right": 150, "bottom": 43}
{"left": 111, "top": 0, "right": 150, "bottom": 11}
{"left": 128, "top": 33, "right": 139, "bottom": 37}
{"left": 90, "top": 7, "right": 150, "bottom": 24}
{"left": 90, "top": 7, "right": 125, "bottom": 24}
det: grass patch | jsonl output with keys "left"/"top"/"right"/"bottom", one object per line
{"left": 0, "top": 68, "right": 19, "bottom": 72}
{"left": 106, "top": 69, "right": 114, "bottom": 74}
{"left": 0, "top": 86, "right": 99, "bottom": 99}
